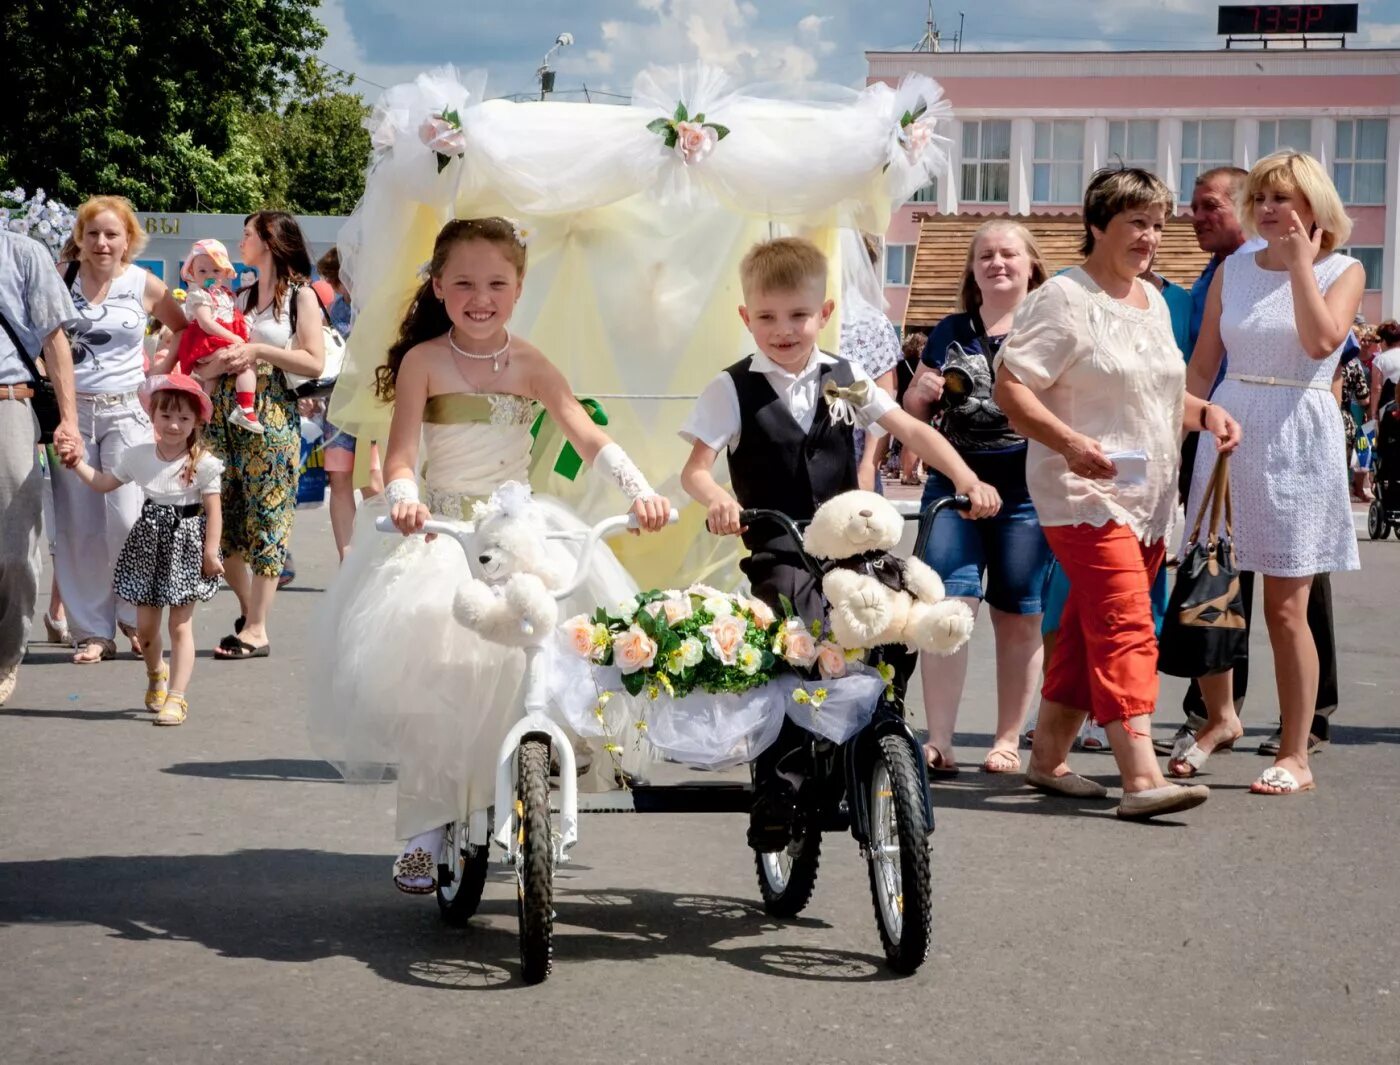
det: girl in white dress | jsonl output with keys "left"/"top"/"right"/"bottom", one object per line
{"left": 1182, "top": 151, "right": 1363, "bottom": 796}
{"left": 306, "top": 218, "right": 671, "bottom": 893}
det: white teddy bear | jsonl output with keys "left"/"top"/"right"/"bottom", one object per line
{"left": 450, "top": 482, "right": 569, "bottom": 647}
{"left": 803, "top": 490, "right": 974, "bottom": 656}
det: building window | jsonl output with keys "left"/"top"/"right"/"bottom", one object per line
{"left": 907, "top": 180, "right": 939, "bottom": 204}
{"left": 884, "top": 244, "right": 915, "bottom": 286}
{"left": 1258, "top": 118, "right": 1311, "bottom": 157}
{"left": 1032, "top": 120, "right": 1085, "bottom": 204}
{"left": 1180, "top": 119, "right": 1236, "bottom": 190}
{"left": 1342, "top": 246, "right": 1383, "bottom": 291}
{"left": 1334, "top": 119, "right": 1387, "bottom": 206}
{"left": 1107, "top": 119, "right": 1158, "bottom": 171}
{"left": 960, "top": 120, "right": 1011, "bottom": 204}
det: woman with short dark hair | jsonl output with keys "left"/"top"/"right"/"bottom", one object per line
{"left": 993, "top": 168, "right": 1241, "bottom": 820}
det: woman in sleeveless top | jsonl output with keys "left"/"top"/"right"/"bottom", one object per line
{"left": 200, "top": 212, "right": 325, "bottom": 660}
{"left": 49, "top": 196, "right": 190, "bottom": 663}
{"left": 1183, "top": 152, "right": 1363, "bottom": 797}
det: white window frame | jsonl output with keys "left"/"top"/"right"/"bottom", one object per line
{"left": 1107, "top": 119, "right": 1158, "bottom": 171}
{"left": 1334, "top": 119, "right": 1387, "bottom": 206}
{"left": 907, "top": 180, "right": 939, "bottom": 204}
{"left": 1257, "top": 118, "right": 1311, "bottom": 158}
{"left": 1032, "top": 120, "right": 1085, "bottom": 206}
{"left": 1341, "top": 245, "right": 1383, "bottom": 292}
{"left": 959, "top": 120, "right": 1011, "bottom": 205}
{"left": 1180, "top": 119, "right": 1236, "bottom": 191}
{"left": 884, "top": 244, "right": 916, "bottom": 287}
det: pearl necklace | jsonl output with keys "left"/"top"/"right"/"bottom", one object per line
{"left": 448, "top": 328, "right": 511, "bottom": 373}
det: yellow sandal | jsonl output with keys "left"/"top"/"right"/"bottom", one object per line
{"left": 144, "top": 663, "right": 169, "bottom": 712}
{"left": 154, "top": 693, "right": 187, "bottom": 726}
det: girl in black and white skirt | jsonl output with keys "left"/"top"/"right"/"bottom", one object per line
{"left": 71, "top": 373, "right": 224, "bottom": 725}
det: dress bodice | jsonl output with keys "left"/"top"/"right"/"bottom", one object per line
{"left": 1220, "top": 252, "right": 1358, "bottom": 386}
{"left": 420, "top": 392, "right": 539, "bottom": 516}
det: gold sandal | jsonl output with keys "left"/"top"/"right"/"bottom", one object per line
{"left": 144, "top": 662, "right": 169, "bottom": 712}
{"left": 154, "top": 694, "right": 187, "bottom": 726}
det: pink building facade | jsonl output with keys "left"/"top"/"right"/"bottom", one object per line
{"left": 869, "top": 47, "right": 1400, "bottom": 324}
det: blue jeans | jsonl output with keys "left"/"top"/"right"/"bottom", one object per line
{"left": 1041, "top": 554, "right": 1168, "bottom": 636}
{"left": 919, "top": 472, "right": 1051, "bottom": 614}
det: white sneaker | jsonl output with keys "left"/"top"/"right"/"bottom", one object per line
{"left": 0, "top": 664, "right": 16, "bottom": 706}
{"left": 228, "top": 407, "right": 265, "bottom": 435}
{"left": 1076, "top": 719, "right": 1109, "bottom": 751}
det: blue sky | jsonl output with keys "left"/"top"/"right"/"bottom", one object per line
{"left": 319, "top": 0, "right": 1400, "bottom": 100}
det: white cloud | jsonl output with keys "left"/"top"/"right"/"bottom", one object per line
{"left": 316, "top": 0, "right": 434, "bottom": 97}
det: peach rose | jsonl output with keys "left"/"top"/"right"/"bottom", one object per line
{"left": 743, "top": 597, "right": 776, "bottom": 630}
{"left": 563, "top": 614, "right": 601, "bottom": 660}
{"left": 815, "top": 640, "right": 847, "bottom": 679}
{"left": 419, "top": 115, "right": 466, "bottom": 157}
{"left": 612, "top": 625, "right": 658, "bottom": 674}
{"left": 662, "top": 596, "right": 694, "bottom": 626}
{"left": 673, "top": 120, "right": 716, "bottom": 165}
{"left": 701, "top": 613, "right": 748, "bottom": 666}
{"left": 777, "top": 617, "right": 819, "bottom": 668}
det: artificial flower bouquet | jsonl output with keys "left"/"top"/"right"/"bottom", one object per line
{"left": 553, "top": 585, "right": 885, "bottom": 768}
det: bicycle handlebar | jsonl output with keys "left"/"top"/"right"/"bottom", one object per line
{"left": 374, "top": 507, "right": 680, "bottom": 600}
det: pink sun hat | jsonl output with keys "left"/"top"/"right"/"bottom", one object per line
{"left": 140, "top": 372, "right": 214, "bottom": 424}
{"left": 180, "top": 238, "right": 237, "bottom": 283}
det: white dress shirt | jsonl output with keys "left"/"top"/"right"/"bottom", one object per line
{"left": 680, "top": 348, "right": 895, "bottom": 453}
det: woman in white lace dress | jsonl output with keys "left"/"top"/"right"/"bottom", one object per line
{"left": 1181, "top": 151, "right": 1363, "bottom": 796}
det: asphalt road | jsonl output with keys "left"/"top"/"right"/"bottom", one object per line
{"left": 2, "top": 503, "right": 1398, "bottom": 1065}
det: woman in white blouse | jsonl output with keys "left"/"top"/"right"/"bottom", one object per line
{"left": 993, "top": 168, "right": 1241, "bottom": 821}
{"left": 49, "top": 196, "right": 189, "bottom": 663}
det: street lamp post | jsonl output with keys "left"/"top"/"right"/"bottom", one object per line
{"left": 538, "top": 32, "right": 574, "bottom": 100}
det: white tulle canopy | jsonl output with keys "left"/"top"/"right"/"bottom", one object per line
{"left": 332, "top": 63, "right": 951, "bottom": 588}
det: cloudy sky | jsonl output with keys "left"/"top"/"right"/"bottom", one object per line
{"left": 320, "top": 0, "right": 1400, "bottom": 100}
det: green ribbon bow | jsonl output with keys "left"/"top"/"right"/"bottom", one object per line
{"left": 529, "top": 397, "right": 609, "bottom": 481}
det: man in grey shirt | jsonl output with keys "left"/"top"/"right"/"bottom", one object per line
{"left": 0, "top": 229, "right": 81, "bottom": 705}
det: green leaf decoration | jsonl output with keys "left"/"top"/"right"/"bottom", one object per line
{"left": 664, "top": 130, "right": 679, "bottom": 149}
{"left": 911, "top": 101, "right": 928, "bottom": 122}
{"left": 778, "top": 593, "right": 795, "bottom": 618}
{"left": 621, "top": 671, "right": 645, "bottom": 697}
{"left": 693, "top": 112, "right": 705, "bottom": 123}
{"left": 706, "top": 123, "right": 730, "bottom": 140}
{"left": 593, "top": 607, "right": 608, "bottom": 625}
{"left": 646, "top": 117, "right": 672, "bottom": 135}
{"left": 441, "top": 107, "right": 461, "bottom": 127}
{"left": 435, "top": 152, "right": 450, "bottom": 173}
{"left": 900, "top": 109, "right": 914, "bottom": 128}
{"left": 673, "top": 101, "right": 689, "bottom": 123}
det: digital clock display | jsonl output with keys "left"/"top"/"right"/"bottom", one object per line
{"left": 1217, "top": 5, "right": 1359, "bottom": 35}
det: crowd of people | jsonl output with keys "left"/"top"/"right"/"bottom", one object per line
{"left": 0, "top": 145, "right": 1373, "bottom": 888}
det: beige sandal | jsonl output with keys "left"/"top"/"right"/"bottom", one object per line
{"left": 981, "top": 747, "right": 1023, "bottom": 774}
{"left": 144, "top": 662, "right": 169, "bottom": 712}
{"left": 72, "top": 638, "right": 116, "bottom": 664}
{"left": 154, "top": 694, "right": 187, "bottom": 726}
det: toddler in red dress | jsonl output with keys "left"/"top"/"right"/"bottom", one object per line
{"left": 175, "top": 239, "right": 261, "bottom": 435}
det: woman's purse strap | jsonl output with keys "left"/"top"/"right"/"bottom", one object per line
{"left": 1187, "top": 453, "right": 1231, "bottom": 546}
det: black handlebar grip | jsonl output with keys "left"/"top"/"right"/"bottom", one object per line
{"left": 950, "top": 494, "right": 972, "bottom": 511}
{"left": 738, "top": 509, "right": 759, "bottom": 525}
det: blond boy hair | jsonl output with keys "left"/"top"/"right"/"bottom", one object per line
{"left": 739, "top": 237, "right": 828, "bottom": 298}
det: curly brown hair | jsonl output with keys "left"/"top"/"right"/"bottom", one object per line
{"left": 374, "top": 218, "right": 527, "bottom": 402}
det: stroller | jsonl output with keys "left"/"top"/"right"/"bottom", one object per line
{"left": 1368, "top": 400, "right": 1400, "bottom": 540}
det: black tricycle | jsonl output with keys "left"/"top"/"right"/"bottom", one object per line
{"left": 730, "top": 494, "right": 970, "bottom": 975}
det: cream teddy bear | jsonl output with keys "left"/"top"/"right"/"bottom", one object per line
{"left": 803, "top": 490, "right": 974, "bottom": 656}
{"left": 450, "top": 482, "right": 569, "bottom": 647}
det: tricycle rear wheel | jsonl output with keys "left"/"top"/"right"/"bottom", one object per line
{"left": 866, "top": 734, "right": 932, "bottom": 974}
{"left": 754, "top": 827, "right": 821, "bottom": 918}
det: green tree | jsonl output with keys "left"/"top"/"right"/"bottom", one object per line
{"left": 249, "top": 72, "right": 371, "bottom": 215}
{"left": 0, "top": 0, "right": 330, "bottom": 210}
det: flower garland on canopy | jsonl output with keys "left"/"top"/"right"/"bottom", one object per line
{"left": 2, "top": 188, "right": 76, "bottom": 261}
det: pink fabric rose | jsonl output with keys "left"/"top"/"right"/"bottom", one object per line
{"left": 701, "top": 613, "right": 748, "bottom": 666}
{"left": 662, "top": 596, "right": 694, "bottom": 626}
{"left": 778, "top": 618, "right": 819, "bottom": 668}
{"left": 562, "top": 614, "right": 607, "bottom": 662}
{"left": 815, "top": 640, "right": 847, "bottom": 679}
{"left": 673, "top": 121, "right": 717, "bottom": 165}
{"left": 419, "top": 115, "right": 466, "bottom": 157}
{"left": 743, "top": 597, "right": 776, "bottom": 631}
{"left": 613, "top": 625, "right": 658, "bottom": 674}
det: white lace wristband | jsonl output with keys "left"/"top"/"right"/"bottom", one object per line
{"left": 384, "top": 478, "right": 420, "bottom": 507}
{"left": 594, "top": 442, "right": 656, "bottom": 503}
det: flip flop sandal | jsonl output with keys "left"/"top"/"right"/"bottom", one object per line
{"left": 153, "top": 695, "right": 188, "bottom": 726}
{"left": 72, "top": 638, "right": 116, "bottom": 664}
{"left": 234, "top": 615, "right": 246, "bottom": 634}
{"left": 392, "top": 848, "right": 438, "bottom": 894}
{"left": 981, "top": 748, "right": 1022, "bottom": 774}
{"left": 216, "top": 636, "right": 271, "bottom": 659}
{"left": 923, "top": 744, "right": 960, "bottom": 778}
{"left": 144, "top": 662, "right": 170, "bottom": 712}
{"left": 1250, "top": 766, "right": 1316, "bottom": 795}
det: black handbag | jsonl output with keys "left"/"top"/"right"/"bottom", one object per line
{"left": 1158, "top": 454, "right": 1248, "bottom": 678}
{"left": 0, "top": 308, "right": 61, "bottom": 443}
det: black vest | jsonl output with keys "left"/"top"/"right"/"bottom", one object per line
{"left": 725, "top": 354, "right": 859, "bottom": 557}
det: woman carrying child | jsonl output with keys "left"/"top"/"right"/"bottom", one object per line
{"left": 307, "top": 218, "right": 670, "bottom": 894}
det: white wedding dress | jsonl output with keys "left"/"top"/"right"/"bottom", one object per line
{"left": 306, "top": 390, "right": 640, "bottom": 841}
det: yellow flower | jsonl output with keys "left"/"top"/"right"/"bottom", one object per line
{"left": 597, "top": 691, "right": 613, "bottom": 706}
{"left": 172, "top": 287, "right": 187, "bottom": 301}
{"left": 635, "top": 721, "right": 648, "bottom": 732}
{"left": 877, "top": 661, "right": 895, "bottom": 684}
{"left": 843, "top": 647, "right": 865, "bottom": 663}
{"left": 811, "top": 687, "right": 828, "bottom": 707}
{"left": 792, "top": 689, "right": 810, "bottom": 705}
{"left": 603, "top": 743, "right": 623, "bottom": 755}
{"left": 646, "top": 685, "right": 660, "bottom": 700}
{"left": 657, "top": 673, "right": 675, "bottom": 696}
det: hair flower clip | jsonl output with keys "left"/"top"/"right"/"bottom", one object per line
{"left": 416, "top": 260, "right": 432, "bottom": 282}
{"left": 505, "top": 218, "right": 533, "bottom": 248}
